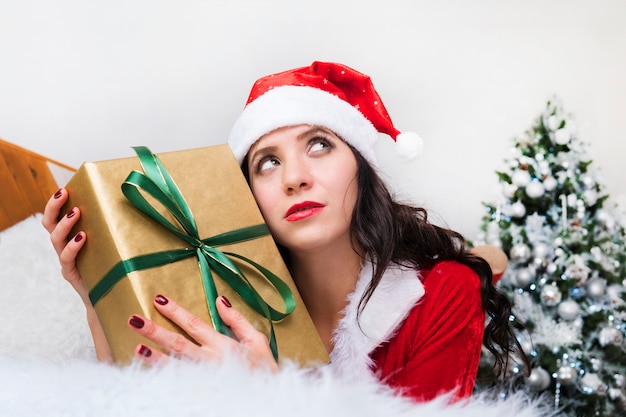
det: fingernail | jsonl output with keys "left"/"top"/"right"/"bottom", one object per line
{"left": 74, "top": 232, "right": 83, "bottom": 243}
{"left": 220, "top": 295, "right": 232, "bottom": 308}
{"left": 129, "top": 315, "right": 145, "bottom": 329}
{"left": 138, "top": 344, "right": 152, "bottom": 358}
{"left": 66, "top": 208, "right": 76, "bottom": 219}
{"left": 155, "top": 294, "right": 168, "bottom": 305}
{"left": 53, "top": 189, "right": 63, "bottom": 199}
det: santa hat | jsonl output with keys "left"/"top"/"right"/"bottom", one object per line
{"left": 228, "top": 61, "right": 423, "bottom": 166}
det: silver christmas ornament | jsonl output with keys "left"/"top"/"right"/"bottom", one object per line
{"left": 525, "top": 367, "right": 551, "bottom": 391}
{"left": 556, "top": 365, "right": 577, "bottom": 385}
{"left": 599, "top": 327, "right": 624, "bottom": 347}
{"left": 533, "top": 243, "right": 550, "bottom": 259}
{"left": 554, "top": 128, "right": 571, "bottom": 145}
{"left": 546, "top": 115, "right": 561, "bottom": 132}
{"left": 502, "top": 183, "right": 518, "bottom": 199}
{"left": 587, "top": 278, "right": 607, "bottom": 299}
{"left": 583, "top": 189, "right": 598, "bottom": 206}
{"left": 543, "top": 176, "right": 557, "bottom": 191}
{"left": 510, "top": 201, "right": 526, "bottom": 218}
{"left": 572, "top": 317, "right": 583, "bottom": 330}
{"left": 541, "top": 284, "right": 562, "bottom": 306}
{"left": 557, "top": 300, "right": 580, "bottom": 321}
{"left": 546, "top": 263, "right": 558, "bottom": 274}
{"left": 547, "top": 115, "right": 560, "bottom": 131}
{"left": 525, "top": 181, "right": 545, "bottom": 199}
{"left": 510, "top": 243, "right": 531, "bottom": 262}
{"left": 580, "top": 373, "right": 607, "bottom": 395}
{"left": 512, "top": 170, "right": 531, "bottom": 187}
{"left": 515, "top": 268, "right": 535, "bottom": 288}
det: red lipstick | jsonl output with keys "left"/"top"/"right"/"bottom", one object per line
{"left": 285, "top": 201, "right": 325, "bottom": 222}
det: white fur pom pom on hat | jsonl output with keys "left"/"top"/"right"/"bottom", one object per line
{"left": 228, "top": 61, "right": 424, "bottom": 166}
{"left": 396, "top": 132, "right": 424, "bottom": 163}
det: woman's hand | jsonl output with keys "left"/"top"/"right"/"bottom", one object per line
{"left": 128, "top": 294, "right": 279, "bottom": 372}
{"left": 41, "top": 187, "right": 114, "bottom": 362}
{"left": 41, "top": 188, "right": 90, "bottom": 305}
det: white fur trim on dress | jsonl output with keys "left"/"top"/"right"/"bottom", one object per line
{"left": 329, "top": 260, "right": 425, "bottom": 381}
{"left": 228, "top": 85, "right": 380, "bottom": 166}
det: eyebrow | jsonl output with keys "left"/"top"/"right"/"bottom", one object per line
{"left": 249, "top": 126, "right": 337, "bottom": 162}
{"left": 298, "top": 126, "right": 335, "bottom": 140}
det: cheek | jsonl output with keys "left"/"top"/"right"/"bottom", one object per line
{"left": 336, "top": 160, "right": 359, "bottom": 216}
{"left": 343, "top": 179, "right": 359, "bottom": 219}
{"left": 251, "top": 182, "right": 276, "bottom": 220}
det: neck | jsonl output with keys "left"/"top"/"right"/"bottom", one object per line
{"left": 289, "top": 243, "right": 363, "bottom": 353}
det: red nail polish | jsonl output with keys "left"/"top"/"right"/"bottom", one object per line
{"left": 129, "top": 315, "right": 145, "bottom": 329}
{"left": 66, "top": 208, "right": 76, "bottom": 219}
{"left": 155, "top": 294, "right": 168, "bottom": 305}
{"left": 220, "top": 295, "right": 232, "bottom": 308}
{"left": 138, "top": 345, "right": 152, "bottom": 358}
{"left": 74, "top": 233, "right": 83, "bottom": 243}
{"left": 53, "top": 189, "right": 62, "bottom": 199}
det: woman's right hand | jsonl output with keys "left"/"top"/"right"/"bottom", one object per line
{"left": 42, "top": 188, "right": 114, "bottom": 362}
{"left": 41, "top": 188, "right": 90, "bottom": 306}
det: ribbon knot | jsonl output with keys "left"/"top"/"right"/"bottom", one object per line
{"left": 87, "top": 146, "right": 295, "bottom": 360}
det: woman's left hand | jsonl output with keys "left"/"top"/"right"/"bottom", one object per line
{"left": 128, "top": 294, "right": 278, "bottom": 372}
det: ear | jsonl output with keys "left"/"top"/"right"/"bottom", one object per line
{"left": 469, "top": 245, "right": 508, "bottom": 284}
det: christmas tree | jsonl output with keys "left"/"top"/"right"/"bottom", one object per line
{"left": 473, "top": 99, "right": 626, "bottom": 416}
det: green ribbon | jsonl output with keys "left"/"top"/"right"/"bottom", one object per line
{"left": 88, "top": 146, "right": 295, "bottom": 360}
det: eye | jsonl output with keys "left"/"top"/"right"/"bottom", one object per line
{"left": 307, "top": 136, "right": 334, "bottom": 155}
{"left": 256, "top": 156, "right": 280, "bottom": 174}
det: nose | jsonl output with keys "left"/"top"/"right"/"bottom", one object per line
{"left": 281, "top": 159, "right": 312, "bottom": 193}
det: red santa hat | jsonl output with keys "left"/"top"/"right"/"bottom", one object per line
{"left": 228, "top": 61, "right": 423, "bottom": 166}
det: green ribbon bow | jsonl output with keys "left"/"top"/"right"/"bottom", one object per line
{"left": 88, "top": 146, "right": 296, "bottom": 360}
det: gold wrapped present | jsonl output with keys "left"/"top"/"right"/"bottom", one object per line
{"left": 65, "top": 145, "right": 329, "bottom": 366}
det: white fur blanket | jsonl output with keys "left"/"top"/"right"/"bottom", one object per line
{"left": 0, "top": 215, "right": 551, "bottom": 417}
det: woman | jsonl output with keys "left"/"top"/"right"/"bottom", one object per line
{"left": 43, "top": 61, "right": 523, "bottom": 402}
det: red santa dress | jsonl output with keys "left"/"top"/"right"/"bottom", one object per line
{"left": 329, "top": 260, "right": 485, "bottom": 402}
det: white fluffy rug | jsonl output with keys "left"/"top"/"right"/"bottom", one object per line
{"left": 0, "top": 215, "right": 552, "bottom": 417}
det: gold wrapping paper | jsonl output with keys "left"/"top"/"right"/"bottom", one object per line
{"left": 65, "top": 144, "right": 329, "bottom": 366}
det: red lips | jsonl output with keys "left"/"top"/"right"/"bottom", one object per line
{"left": 284, "top": 201, "right": 325, "bottom": 222}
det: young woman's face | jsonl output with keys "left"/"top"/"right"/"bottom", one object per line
{"left": 247, "top": 125, "right": 359, "bottom": 254}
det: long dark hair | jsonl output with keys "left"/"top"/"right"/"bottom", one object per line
{"left": 349, "top": 148, "right": 528, "bottom": 379}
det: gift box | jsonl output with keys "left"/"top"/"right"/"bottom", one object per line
{"left": 65, "top": 144, "right": 329, "bottom": 366}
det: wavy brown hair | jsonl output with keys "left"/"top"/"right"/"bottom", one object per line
{"left": 349, "top": 148, "right": 528, "bottom": 379}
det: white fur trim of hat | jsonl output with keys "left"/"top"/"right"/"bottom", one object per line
{"left": 228, "top": 61, "right": 423, "bottom": 166}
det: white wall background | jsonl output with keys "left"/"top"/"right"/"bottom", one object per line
{"left": 1, "top": 0, "right": 624, "bottom": 240}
